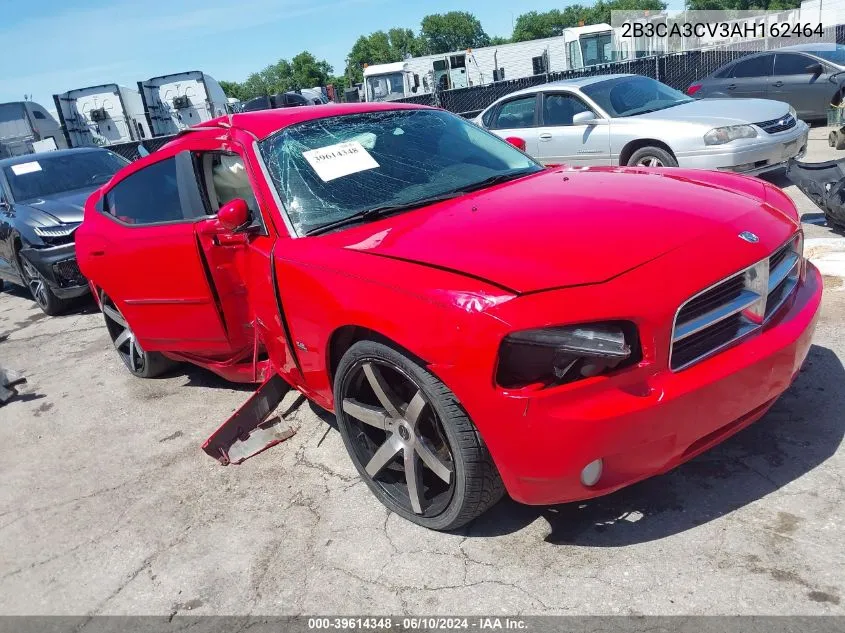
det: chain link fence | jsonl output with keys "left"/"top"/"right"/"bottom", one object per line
{"left": 395, "top": 24, "right": 845, "bottom": 119}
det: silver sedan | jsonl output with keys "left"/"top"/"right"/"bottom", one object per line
{"left": 474, "top": 74, "right": 809, "bottom": 174}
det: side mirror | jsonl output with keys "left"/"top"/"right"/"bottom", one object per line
{"left": 504, "top": 136, "right": 526, "bottom": 151}
{"left": 572, "top": 111, "right": 607, "bottom": 126}
{"left": 218, "top": 198, "right": 250, "bottom": 232}
{"left": 806, "top": 62, "right": 823, "bottom": 75}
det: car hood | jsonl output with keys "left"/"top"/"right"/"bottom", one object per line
{"left": 321, "top": 168, "right": 786, "bottom": 294}
{"left": 634, "top": 98, "right": 789, "bottom": 126}
{"left": 17, "top": 187, "right": 97, "bottom": 226}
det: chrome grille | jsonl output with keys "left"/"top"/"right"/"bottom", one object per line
{"left": 754, "top": 114, "right": 796, "bottom": 134}
{"left": 670, "top": 236, "right": 802, "bottom": 371}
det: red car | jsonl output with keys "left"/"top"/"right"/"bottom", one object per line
{"left": 76, "top": 103, "right": 822, "bottom": 530}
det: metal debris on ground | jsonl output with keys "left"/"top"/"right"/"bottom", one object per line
{"left": 0, "top": 367, "right": 26, "bottom": 405}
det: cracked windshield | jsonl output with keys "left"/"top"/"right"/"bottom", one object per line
{"left": 259, "top": 108, "right": 540, "bottom": 235}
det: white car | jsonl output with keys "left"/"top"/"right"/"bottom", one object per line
{"left": 474, "top": 74, "right": 809, "bottom": 174}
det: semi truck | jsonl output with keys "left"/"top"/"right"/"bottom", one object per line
{"left": 138, "top": 71, "right": 229, "bottom": 136}
{"left": 0, "top": 101, "right": 67, "bottom": 158}
{"left": 53, "top": 84, "right": 151, "bottom": 148}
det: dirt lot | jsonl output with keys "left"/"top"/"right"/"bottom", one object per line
{"left": 1, "top": 129, "right": 844, "bottom": 616}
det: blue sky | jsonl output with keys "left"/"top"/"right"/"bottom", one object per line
{"left": 0, "top": 0, "right": 684, "bottom": 108}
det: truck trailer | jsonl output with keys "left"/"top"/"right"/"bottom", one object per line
{"left": 0, "top": 101, "right": 67, "bottom": 158}
{"left": 362, "top": 23, "right": 620, "bottom": 102}
{"left": 53, "top": 84, "right": 151, "bottom": 148}
{"left": 138, "top": 71, "right": 229, "bottom": 136}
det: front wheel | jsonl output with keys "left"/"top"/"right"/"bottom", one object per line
{"left": 334, "top": 340, "right": 504, "bottom": 530}
{"left": 18, "top": 255, "right": 69, "bottom": 316}
{"left": 101, "top": 295, "right": 175, "bottom": 378}
{"left": 627, "top": 146, "right": 678, "bottom": 168}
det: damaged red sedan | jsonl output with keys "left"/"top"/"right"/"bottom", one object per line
{"left": 76, "top": 103, "right": 822, "bottom": 530}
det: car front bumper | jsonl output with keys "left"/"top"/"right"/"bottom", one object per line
{"left": 19, "top": 243, "right": 89, "bottom": 299}
{"left": 436, "top": 262, "right": 822, "bottom": 506}
{"left": 676, "top": 122, "right": 809, "bottom": 175}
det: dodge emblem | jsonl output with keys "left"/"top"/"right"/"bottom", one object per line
{"left": 739, "top": 231, "right": 759, "bottom": 243}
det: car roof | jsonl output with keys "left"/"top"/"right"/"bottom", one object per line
{"left": 494, "top": 74, "right": 636, "bottom": 100}
{"left": 200, "top": 102, "right": 434, "bottom": 140}
{"left": 0, "top": 147, "right": 109, "bottom": 168}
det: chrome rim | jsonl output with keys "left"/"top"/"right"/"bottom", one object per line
{"left": 340, "top": 360, "right": 455, "bottom": 516}
{"left": 102, "top": 299, "right": 145, "bottom": 373}
{"left": 20, "top": 258, "right": 49, "bottom": 310}
{"left": 637, "top": 156, "right": 665, "bottom": 167}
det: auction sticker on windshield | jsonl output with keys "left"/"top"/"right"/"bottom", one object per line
{"left": 10, "top": 161, "right": 42, "bottom": 175}
{"left": 303, "top": 141, "right": 379, "bottom": 182}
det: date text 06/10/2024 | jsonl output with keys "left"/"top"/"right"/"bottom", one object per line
{"left": 307, "top": 617, "right": 529, "bottom": 630}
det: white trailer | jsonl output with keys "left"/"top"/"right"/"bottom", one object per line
{"left": 138, "top": 71, "right": 229, "bottom": 136}
{"left": 0, "top": 101, "right": 67, "bottom": 158}
{"left": 53, "top": 84, "right": 151, "bottom": 147}
{"left": 363, "top": 23, "right": 618, "bottom": 102}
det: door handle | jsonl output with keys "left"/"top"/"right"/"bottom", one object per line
{"left": 539, "top": 132, "right": 553, "bottom": 141}
{"left": 772, "top": 80, "right": 784, "bottom": 88}
{"left": 90, "top": 250, "right": 106, "bottom": 257}
{"left": 727, "top": 84, "right": 737, "bottom": 90}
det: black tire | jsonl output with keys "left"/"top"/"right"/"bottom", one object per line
{"left": 627, "top": 146, "right": 678, "bottom": 168}
{"left": 17, "top": 253, "right": 69, "bottom": 316}
{"left": 334, "top": 340, "right": 504, "bottom": 531}
{"left": 101, "top": 295, "right": 175, "bottom": 378}
{"left": 835, "top": 132, "right": 845, "bottom": 151}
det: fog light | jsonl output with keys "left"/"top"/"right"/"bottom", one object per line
{"left": 580, "top": 459, "right": 603, "bottom": 487}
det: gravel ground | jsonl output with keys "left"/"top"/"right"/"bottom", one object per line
{"left": 1, "top": 128, "right": 844, "bottom": 616}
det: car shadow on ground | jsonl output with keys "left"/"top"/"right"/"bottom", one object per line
{"left": 465, "top": 344, "right": 844, "bottom": 544}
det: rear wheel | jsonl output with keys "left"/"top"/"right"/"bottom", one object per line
{"left": 18, "top": 255, "right": 68, "bottom": 316}
{"left": 101, "top": 296, "right": 175, "bottom": 378}
{"left": 627, "top": 146, "right": 678, "bottom": 168}
{"left": 334, "top": 340, "right": 504, "bottom": 530}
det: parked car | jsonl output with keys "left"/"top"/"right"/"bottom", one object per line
{"left": 76, "top": 103, "right": 821, "bottom": 530}
{"left": 0, "top": 148, "right": 127, "bottom": 314}
{"left": 688, "top": 44, "right": 845, "bottom": 122}
{"left": 475, "top": 74, "right": 809, "bottom": 174}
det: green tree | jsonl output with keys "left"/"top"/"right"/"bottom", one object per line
{"left": 291, "top": 51, "right": 333, "bottom": 89}
{"left": 420, "top": 11, "right": 490, "bottom": 54}
{"left": 512, "top": 1, "right": 667, "bottom": 42}
{"left": 488, "top": 35, "right": 511, "bottom": 45}
{"left": 218, "top": 80, "right": 245, "bottom": 100}
{"left": 345, "top": 29, "right": 427, "bottom": 83}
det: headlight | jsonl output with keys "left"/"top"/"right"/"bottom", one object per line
{"left": 496, "top": 321, "right": 640, "bottom": 389}
{"left": 703, "top": 125, "right": 758, "bottom": 145}
{"left": 34, "top": 223, "right": 79, "bottom": 239}
{"left": 788, "top": 106, "right": 797, "bottom": 120}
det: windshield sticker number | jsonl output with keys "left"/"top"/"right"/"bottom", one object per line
{"left": 11, "top": 161, "right": 42, "bottom": 175}
{"left": 302, "top": 141, "right": 379, "bottom": 182}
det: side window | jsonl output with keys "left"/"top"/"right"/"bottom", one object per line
{"left": 196, "top": 151, "right": 259, "bottom": 215}
{"left": 104, "top": 158, "right": 184, "bottom": 225}
{"left": 731, "top": 54, "right": 773, "bottom": 78}
{"left": 774, "top": 53, "right": 815, "bottom": 75}
{"left": 32, "top": 111, "right": 47, "bottom": 120}
{"left": 714, "top": 63, "right": 734, "bottom": 79}
{"left": 543, "top": 93, "right": 593, "bottom": 126}
{"left": 481, "top": 106, "right": 495, "bottom": 128}
{"left": 492, "top": 96, "right": 536, "bottom": 129}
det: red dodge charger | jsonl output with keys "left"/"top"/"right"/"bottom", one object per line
{"left": 76, "top": 103, "right": 822, "bottom": 530}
